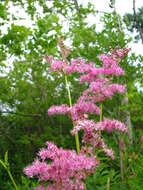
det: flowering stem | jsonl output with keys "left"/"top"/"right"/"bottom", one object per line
{"left": 106, "top": 177, "right": 110, "bottom": 190}
{"left": 100, "top": 104, "right": 103, "bottom": 122}
{"left": 64, "top": 75, "right": 72, "bottom": 107}
{"left": 99, "top": 104, "right": 103, "bottom": 136}
{"left": 86, "top": 144, "right": 88, "bottom": 156}
{"left": 119, "top": 134, "right": 124, "bottom": 180}
{"left": 64, "top": 74, "right": 80, "bottom": 154}
{"left": 7, "top": 170, "right": 19, "bottom": 190}
{"left": 0, "top": 159, "right": 18, "bottom": 190}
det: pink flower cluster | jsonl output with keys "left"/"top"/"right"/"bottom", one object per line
{"left": 46, "top": 48, "right": 129, "bottom": 78}
{"left": 47, "top": 48, "right": 128, "bottom": 121}
{"left": 48, "top": 104, "right": 70, "bottom": 116}
{"left": 47, "top": 99, "right": 100, "bottom": 121}
{"left": 70, "top": 99, "right": 100, "bottom": 120}
{"left": 112, "top": 47, "right": 130, "bottom": 58}
{"left": 46, "top": 48, "right": 128, "bottom": 160}
{"left": 65, "top": 58, "right": 92, "bottom": 74}
{"left": 88, "top": 79, "right": 125, "bottom": 102}
{"left": 98, "top": 54, "right": 125, "bottom": 76}
{"left": 47, "top": 102, "right": 100, "bottom": 121}
{"left": 71, "top": 118, "right": 126, "bottom": 135}
{"left": 71, "top": 118, "right": 126, "bottom": 159}
{"left": 24, "top": 142, "right": 97, "bottom": 190}
{"left": 95, "top": 118, "right": 127, "bottom": 133}
{"left": 25, "top": 48, "right": 129, "bottom": 189}
{"left": 47, "top": 82, "right": 125, "bottom": 120}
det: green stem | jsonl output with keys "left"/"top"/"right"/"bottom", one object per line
{"left": 99, "top": 104, "right": 103, "bottom": 136}
{"left": 100, "top": 104, "right": 103, "bottom": 122}
{"left": 64, "top": 74, "right": 80, "bottom": 154}
{"left": 0, "top": 160, "right": 18, "bottom": 190}
{"left": 106, "top": 177, "right": 110, "bottom": 190}
{"left": 86, "top": 144, "right": 88, "bottom": 156}
{"left": 119, "top": 134, "right": 124, "bottom": 180}
{"left": 64, "top": 75, "right": 72, "bottom": 107}
{"left": 7, "top": 169, "right": 19, "bottom": 190}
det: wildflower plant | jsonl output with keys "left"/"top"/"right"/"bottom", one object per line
{"left": 24, "top": 38, "right": 129, "bottom": 190}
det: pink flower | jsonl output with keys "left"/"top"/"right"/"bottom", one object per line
{"left": 95, "top": 118, "right": 127, "bottom": 133}
{"left": 72, "top": 118, "right": 126, "bottom": 135}
{"left": 24, "top": 159, "right": 49, "bottom": 180}
{"left": 101, "top": 141, "right": 114, "bottom": 160}
{"left": 70, "top": 100, "right": 100, "bottom": 121}
{"left": 110, "top": 84, "right": 125, "bottom": 93}
{"left": 48, "top": 104, "right": 70, "bottom": 116}
{"left": 24, "top": 142, "right": 97, "bottom": 190}
{"left": 37, "top": 48, "right": 129, "bottom": 189}
{"left": 65, "top": 58, "right": 91, "bottom": 74}
{"left": 71, "top": 117, "right": 126, "bottom": 159}
{"left": 71, "top": 119, "right": 95, "bottom": 135}
{"left": 112, "top": 48, "right": 131, "bottom": 58}
{"left": 51, "top": 60, "right": 63, "bottom": 71}
{"left": 35, "top": 185, "right": 45, "bottom": 190}
{"left": 88, "top": 79, "right": 125, "bottom": 102}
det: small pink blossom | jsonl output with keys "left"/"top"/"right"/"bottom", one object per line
{"left": 95, "top": 119, "right": 127, "bottom": 133}
{"left": 51, "top": 60, "right": 63, "bottom": 71}
{"left": 101, "top": 141, "right": 114, "bottom": 160}
{"left": 35, "top": 185, "right": 45, "bottom": 190}
{"left": 70, "top": 100, "right": 100, "bottom": 121}
{"left": 112, "top": 48, "right": 131, "bottom": 58}
{"left": 110, "top": 84, "right": 125, "bottom": 94}
{"left": 48, "top": 104, "right": 70, "bottom": 116}
{"left": 24, "top": 142, "right": 97, "bottom": 190}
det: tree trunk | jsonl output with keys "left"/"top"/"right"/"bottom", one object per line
{"left": 133, "top": 0, "right": 143, "bottom": 44}
{"left": 111, "top": 0, "right": 133, "bottom": 144}
{"left": 110, "top": 0, "right": 133, "bottom": 181}
{"left": 121, "top": 88, "right": 133, "bottom": 144}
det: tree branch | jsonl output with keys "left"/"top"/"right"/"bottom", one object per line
{"left": 133, "top": 0, "right": 143, "bottom": 44}
{"left": 0, "top": 111, "right": 41, "bottom": 117}
{"left": 72, "top": 0, "right": 82, "bottom": 18}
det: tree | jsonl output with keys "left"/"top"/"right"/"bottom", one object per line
{"left": 124, "top": 0, "right": 143, "bottom": 43}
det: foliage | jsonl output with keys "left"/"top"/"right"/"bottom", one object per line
{"left": 124, "top": 6, "right": 143, "bottom": 42}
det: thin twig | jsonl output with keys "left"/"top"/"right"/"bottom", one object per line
{"left": 133, "top": 0, "right": 143, "bottom": 44}
{"left": 0, "top": 111, "right": 41, "bottom": 117}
